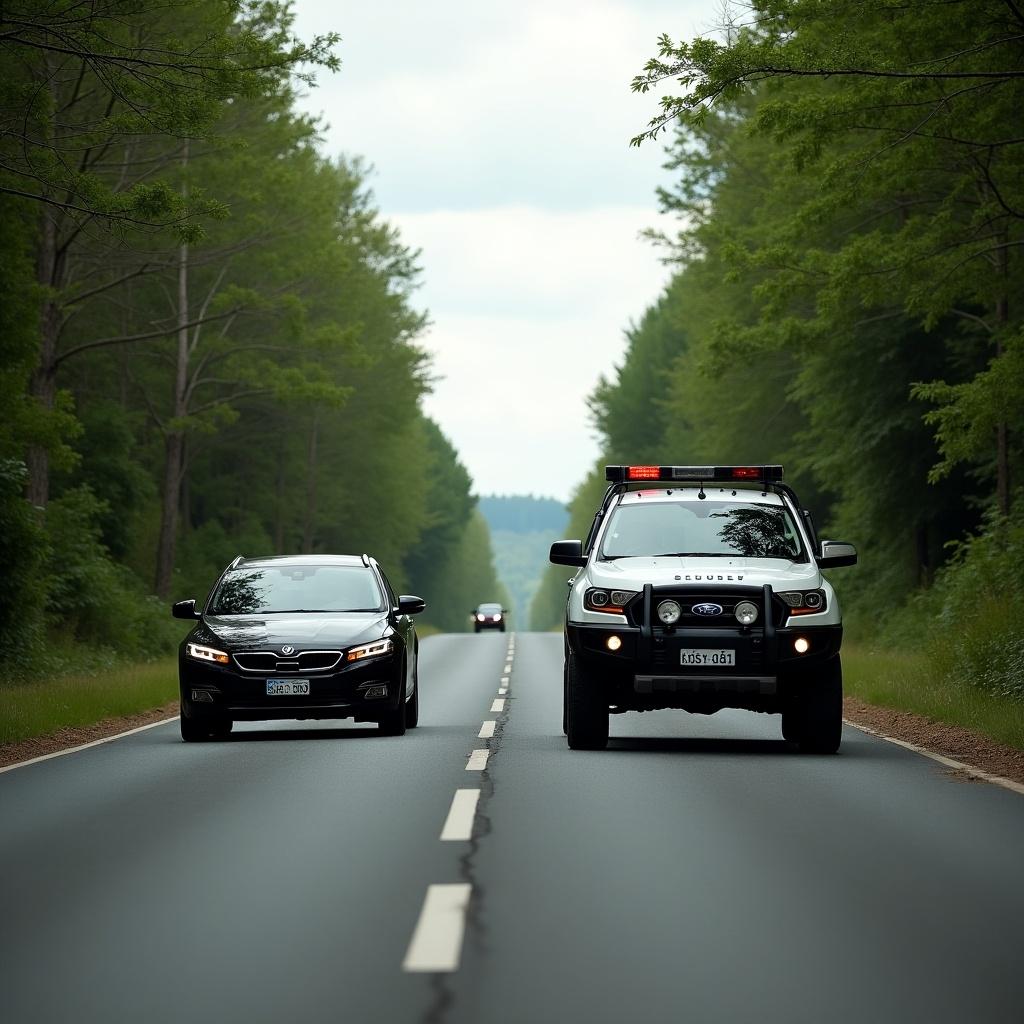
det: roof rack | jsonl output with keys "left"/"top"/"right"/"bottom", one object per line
{"left": 360, "top": 553, "right": 371, "bottom": 567}
{"left": 229, "top": 554, "right": 245, "bottom": 569}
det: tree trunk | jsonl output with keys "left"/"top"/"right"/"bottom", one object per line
{"left": 155, "top": 145, "right": 191, "bottom": 597}
{"left": 26, "top": 208, "right": 61, "bottom": 508}
{"left": 302, "top": 414, "right": 319, "bottom": 554}
{"left": 995, "top": 278, "right": 1010, "bottom": 517}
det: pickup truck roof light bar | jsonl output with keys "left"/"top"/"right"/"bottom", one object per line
{"left": 605, "top": 465, "right": 784, "bottom": 484}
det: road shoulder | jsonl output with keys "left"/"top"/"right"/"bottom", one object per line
{"left": 0, "top": 703, "right": 179, "bottom": 769}
{"left": 843, "top": 696, "right": 1024, "bottom": 788}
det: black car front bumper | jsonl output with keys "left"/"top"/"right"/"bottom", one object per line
{"left": 567, "top": 583, "right": 842, "bottom": 714}
{"left": 179, "top": 650, "right": 404, "bottom": 723}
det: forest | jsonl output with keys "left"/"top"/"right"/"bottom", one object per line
{"left": 532, "top": 0, "right": 1023, "bottom": 710}
{"left": 0, "top": 0, "right": 504, "bottom": 690}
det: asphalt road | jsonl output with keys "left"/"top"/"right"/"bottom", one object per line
{"left": 2, "top": 631, "right": 1023, "bottom": 1024}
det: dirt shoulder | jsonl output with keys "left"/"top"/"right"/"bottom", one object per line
{"left": 0, "top": 702, "right": 179, "bottom": 770}
{"left": 843, "top": 697, "right": 1024, "bottom": 787}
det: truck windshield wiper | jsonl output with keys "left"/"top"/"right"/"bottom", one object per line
{"left": 652, "top": 552, "right": 732, "bottom": 557}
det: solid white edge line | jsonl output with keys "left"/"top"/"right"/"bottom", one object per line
{"left": 465, "top": 748, "right": 489, "bottom": 771}
{"left": 843, "top": 719, "right": 1024, "bottom": 797}
{"left": 440, "top": 789, "right": 481, "bottom": 841}
{"left": 402, "top": 883, "right": 473, "bottom": 972}
{"left": 490, "top": 698, "right": 505, "bottom": 713}
{"left": 478, "top": 720, "right": 496, "bottom": 739}
{"left": 0, "top": 715, "right": 179, "bottom": 774}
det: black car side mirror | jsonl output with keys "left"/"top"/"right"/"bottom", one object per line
{"left": 819, "top": 541, "right": 857, "bottom": 569}
{"left": 398, "top": 595, "right": 426, "bottom": 615}
{"left": 172, "top": 599, "right": 201, "bottom": 620}
{"left": 550, "top": 539, "right": 587, "bottom": 567}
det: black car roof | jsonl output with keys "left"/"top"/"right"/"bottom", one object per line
{"left": 233, "top": 554, "right": 371, "bottom": 569}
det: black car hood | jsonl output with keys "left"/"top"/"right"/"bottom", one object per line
{"left": 199, "top": 613, "right": 391, "bottom": 651}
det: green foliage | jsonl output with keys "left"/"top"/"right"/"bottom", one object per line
{"left": 0, "top": 461, "right": 47, "bottom": 656}
{"left": 530, "top": 465, "right": 608, "bottom": 630}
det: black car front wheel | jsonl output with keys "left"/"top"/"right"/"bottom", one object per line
{"left": 378, "top": 660, "right": 409, "bottom": 736}
{"left": 565, "top": 652, "right": 609, "bottom": 750}
{"left": 405, "top": 654, "right": 420, "bottom": 729}
{"left": 180, "top": 704, "right": 231, "bottom": 743}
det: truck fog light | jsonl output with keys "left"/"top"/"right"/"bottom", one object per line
{"left": 657, "top": 600, "right": 681, "bottom": 625}
{"left": 606, "top": 635, "right": 622, "bottom": 652}
{"left": 794, "top": 637, "right": 810, "bottom": 654}
{"left": 735, "top": 601, "right": 759, "bottom": 625}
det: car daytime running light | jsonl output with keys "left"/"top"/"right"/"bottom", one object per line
{"left": 657, "top": 600, "right": 682, "bottom": 625}
{"left": 186, "top": 643, "right": 230, "bottom": 665}
{"left": 346, "top": 638, "right": 394, "bottom": 662}
{"left": 734, "top": 601, "right": 759, "bottom": 626}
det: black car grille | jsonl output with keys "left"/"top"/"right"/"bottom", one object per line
{"left": 232, "top": 650, "right": 343, "bottom": 673}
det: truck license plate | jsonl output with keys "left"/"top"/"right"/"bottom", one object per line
{"left": 266, "top": 679, "right": 310, "bottom": 696}
{"left": 680, "top": 649, "right": 735, "bottom": 667}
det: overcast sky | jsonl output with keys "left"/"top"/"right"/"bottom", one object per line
{"left": 292, "top": 1, "right": 715, "bottom": 501}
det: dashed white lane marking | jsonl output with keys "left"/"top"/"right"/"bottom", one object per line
{"left": 500, "top": 676, "right": 510, "bottom": 685}
{"left": 843, "top": 720, "right": 1024, "bottom": 796}
{"left": 478, "top": 720, "right": 496, "bottom": 739}
{"left": 0, "top": 716, "right": 179, "bottom": 774}
{"left": 503, "top": 663, "right": 512, "bottom": 673}
{"left": 490, "top": 698, "right": 506, "bottom": 713}
{"left": 466, "top": 748, "right": 490, "bottom": 771}
{"left": 440, "top": 789, "right": 481, "bottom": 841}
{"left": 402, "top": 883, "right": 473, "bottom": 972}
{"left": 498, "top": 687, "right": 508, "bottom": 695}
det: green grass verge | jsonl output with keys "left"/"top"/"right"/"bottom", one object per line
{"left": 842, "top": 644, "right": 1024, "bottom": 751}
{"left": 0, "top": 659, "right": 178, "bottom": 746}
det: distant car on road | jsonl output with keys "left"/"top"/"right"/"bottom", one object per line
{"left": 550, "top": 465, "right": 857, "bottom": 753}
{"left": 172, "top": 554, "right": 425, "bottom": 742}
{"left": 472, "top": 602, "right": 507, "bottom": 632}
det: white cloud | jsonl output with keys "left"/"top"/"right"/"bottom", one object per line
{"left": 399, "top": 206, "right": 671, "bottom": 499}
{"left": 289, "top": 0, "right": 710, "bottom": 496}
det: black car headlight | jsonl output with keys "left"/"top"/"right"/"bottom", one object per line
{"left": 186, "top": 642, "right": 230, "bottom": 665}
{"left": 584, "top": 588, "right": 638, "bottom": 614}
{"left": 346, "top": 638, "right": 394, "bottom": 662}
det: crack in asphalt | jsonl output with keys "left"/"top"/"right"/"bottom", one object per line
{"left": 419, "top": 653, "right": 514, "bottom": 1024}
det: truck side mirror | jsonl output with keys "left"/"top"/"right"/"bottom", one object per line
{"left": 550, "top": 540, "right": 587, "bottom": 567}
{"left": 819, "top": 541, "right": 857, "bottom": 569}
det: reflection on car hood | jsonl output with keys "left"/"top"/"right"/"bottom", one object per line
{"left": 201, "top": 613, "right": 390, "bottom": 650}
{"left": 589, "top": 556, "right": 820, "bottom": 589}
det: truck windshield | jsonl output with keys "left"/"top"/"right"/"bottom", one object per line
{"left": 600, "top": 501, "right": 806, "bottom": 561}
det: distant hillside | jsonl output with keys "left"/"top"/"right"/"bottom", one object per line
{"left": 478, "top": 495, "right": 568, "bottom": 535}
{"left": 479, "top": 496, "right": 568, "bottom": 628}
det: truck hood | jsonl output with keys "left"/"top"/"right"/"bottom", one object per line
{"left": 587, "top": 556, "right": 820, "bottom": 590}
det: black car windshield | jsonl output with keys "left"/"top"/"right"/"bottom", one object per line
{"left": 600, "top": 500, "right": 806, "bottom": 561}
{"left": 208, "top": 565, "right": 385, "bottom": 615}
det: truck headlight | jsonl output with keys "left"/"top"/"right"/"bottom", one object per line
{"left": 777, "top": 590, "right": 826, "bottom": 615}
{"left": 584, "top": 588, "right": 637, "bottom": 614}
